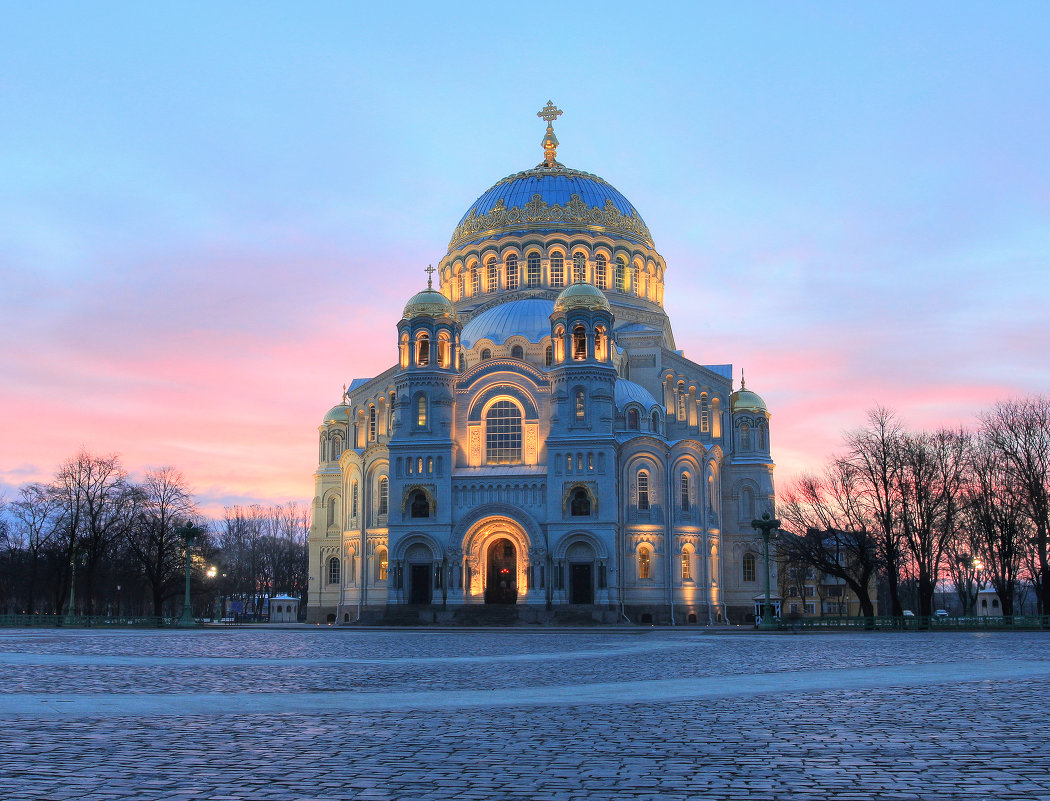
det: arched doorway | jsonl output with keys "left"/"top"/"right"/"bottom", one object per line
{"left": 406, "top": 543, "right": 432, "bottom": 605}
{"left": 485, "top": 538, "right": 517, "bottom": 604}
{"left": 567, "top": 540, "right": 595, "bottom": 605}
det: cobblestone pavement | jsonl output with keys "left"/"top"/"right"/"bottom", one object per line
{"left": 2, "top": 628, "right": 1049, "bottom": 800}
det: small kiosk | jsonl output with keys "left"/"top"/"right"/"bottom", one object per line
{"left": 269, "top": 595, "right": 300, "bottom": 623}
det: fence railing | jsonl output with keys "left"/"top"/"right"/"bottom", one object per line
{"left": 779, "top": 614, "right": 1050, "bottom": 631}
{"left": 0, "top": 614, "right": 179, "bottom": 628}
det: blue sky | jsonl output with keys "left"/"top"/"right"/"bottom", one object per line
{"left": 2, "top": 2, "right": 1048, "bottom": 508}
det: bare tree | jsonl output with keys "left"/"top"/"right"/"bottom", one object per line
{"left": 7, "top": 484, "right": 64, "bottom": 614}
{"left": 981, "top": 396, "right": 1050, "bottom": 615}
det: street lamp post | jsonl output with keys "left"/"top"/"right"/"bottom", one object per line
{"left": 751, "top": 512, "right": 781, "bottom": 630}
{"left": 175, "top": 522, "right": 205, "bottom": 627}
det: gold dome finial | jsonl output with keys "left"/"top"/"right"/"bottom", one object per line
{"left": 741, "top": 369, "right": 746, "bottom": 390}
{"left": 537, "top": 100, "right": 563, "bottom": 166}
{"left": 425, "top": 263, "right": 435, "bottom": 289}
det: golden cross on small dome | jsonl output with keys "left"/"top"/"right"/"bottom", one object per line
{"left": 537, "top": 101, "right": 563, "bottom": 166}
{"left": 425, "top": 263, "right": 436, "bottom": 289}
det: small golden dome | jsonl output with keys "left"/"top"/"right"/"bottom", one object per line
{"left": 402, "top": 288, "right": 457, "bottom": 321}
{"left": 553, "top": 282, "right": 612, "bottom": 314}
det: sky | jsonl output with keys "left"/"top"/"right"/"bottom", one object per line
{"left": 2, "top": 2, "right": 1049, "bottom": 514}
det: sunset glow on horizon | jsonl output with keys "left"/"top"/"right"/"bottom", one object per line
{"left": 3, "top": 3, "right": 1049, "bottom": 515}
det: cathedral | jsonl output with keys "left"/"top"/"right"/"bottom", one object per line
{"left": 307, "top": 104, "right": 775, "bottom": 625}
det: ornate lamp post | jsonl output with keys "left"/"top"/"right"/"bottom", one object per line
{"left": 175, "top": 522, "right": 205, "bottom": 627}
{"left": 751, "top": 512, "right": 781, "bottom": 630}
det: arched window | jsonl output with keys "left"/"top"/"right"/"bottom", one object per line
{"left": 331, "top": 435, "right": 342, "bottom": 460}
{"left": 627, "top": 409, "right": 639, "bottom": 430}
{"left": 594, "top": 325, "right": 607, "bottom": 361}
{"left": 553, "top": 326, "right": 564, "bottom": 363}
{"left": 369, "top": 406, "right": 376, "bottom": 441}
{"left": 550, "top": 253, "right": 565, "bottom": 288}
{"left": 575, "top": 389, "right": 585, "bottom": 421}
{"left": 743, "top": 553, "right": 757, "bottom": 583}
{"left": 328, "top": 556, "right": 340, "bottom": 585}
{"left": 615, "top": 258, "right": 627, "bottom": 292}
{"left": 595, "top": 254, "right": 607, "bottom": 287}
{"left": 572, "top": 324, "right": 587, "bottom": 360}
{"left": 570, "top": 487, "right": 591, "bottom": 516}
{"left": 399, "top": 332, "right": 409, "bottom": 369}
{"left": 741, "top": 423, "right": 752, "bottom": 451}
{"left": 572, "top": 252, "right": 586, "bottom": 283}
{"left": 506, "top": 254, "right": 519, "bottom": 289}
{"left": 545, "top": 345, "right": 553, "bottom": 366}
{"left": 677, "top": 385, "right": 686, "bottom": 420}
{"left": 351, "top": 481, "right": 359, "bottom": 518}
{"left": 416, "top": 395, "right": 427, "bottom": 427}
{"left": 637, "top": 470, "right": 650, "bottom": 510}
{"left": 375, "top": 548, "right": 388, "bottom": 582}
{"left": 438, "top": 331, "right": 451, "bottom": 368}
{"left": 638, "top": 547, "right": 651, "bottom": 579}
{"left": 486, "top": 257, "right": 498, "bottom": 292}
{"left": 511, "top": 345, "right": 524, "bottom": 359}
{"left": 416, "top": 333, "right": 430, "bottom": 366}
{"left": 651, "top": 411, "right": 660, "bottom": 434}
{"left": 758, "top": 423, "right": 766, "bottom": 450}
{"left": 527, "top": 253, "right": 541, "bottom": 287}
{"left": 682, "top": 550, "right": 691, "bottom": 580}
{"left": 377, "top": 477, "right": 389, "bottom": 516}
{"left": 480, "top": 348, "right": 492, "bottom": 361}
{"left": 740, "top": 486, "right": 755, "bottom": 521}
{"left": 409, "top": 489, "right": 430, "bottom": 518}
{"left": 327, "top": 497, "right": 336, "bottom": 526}
{"left": 700, "top": 393, "right": 710, "bottom": 433}
{"left": 427, "top": 456, "right": 433, "bottom": 473}
{"left": 681, "top": 473, "right": 690, "bottom": 511}
{"left": 471, "top": 267, "right": 480, "bottom": 296}
{"left": 485, "top": 400, "right": 523, "bottom": 465}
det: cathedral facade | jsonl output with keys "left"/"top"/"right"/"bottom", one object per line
{"left": 307, "top": 105, "right": 775, "bottom": 625}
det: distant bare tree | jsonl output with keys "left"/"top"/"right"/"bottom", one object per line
{"left": 7, "top": 483, "right": 64, "bottom": 614}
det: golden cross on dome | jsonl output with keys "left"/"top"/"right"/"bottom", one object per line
{"left": 537, "top": 101, "right": 563, "bottom": 166}
{"left": 425, "top": 263, "right": 436, "bottom": 289}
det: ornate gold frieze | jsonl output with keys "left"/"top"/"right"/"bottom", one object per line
{"left": 449, "top": 193, "right": 654, "bottom": 251}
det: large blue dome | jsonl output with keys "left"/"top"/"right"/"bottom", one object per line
{"left": 448, "top": 163, "right": 653, "bottom": 250}
{"left": 460, "top": 298, "right": 555, "bottom": 349}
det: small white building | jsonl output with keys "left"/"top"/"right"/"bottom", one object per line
{"left": 976, "top": 586, "right": 1002, "bottom": 617}
{"left": 269, "top": 595, "right": 300, "bottom": 623}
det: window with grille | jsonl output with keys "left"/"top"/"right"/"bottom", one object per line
{"left": 545, "top": 345, "right": 552, "bottom": 366}
{"left": 527, "top": 253, "right": 541, "bottom": 287}
{"left": 681, "top": 551, "right": 691, "bottom": 580}
{"left": 700, "top": 393, "right": 710, "bottom": 433}
{"left": 471, "top": 267, "right": 480, "bottom": 295}
{"left": 485, "top": 400, "right": 522, "bottom": 464}
{"left": 550, "top": 253, "right": 565, "bottom": 287}
{"left": 741, "top": 423, "right": 752, "bottom": 450}
{"left": 637, "top": 470, "right": 650, "bottom": 510}
{"left": 615, "top": 259, "right": 627, "bottom": 292}
{"left": 328, "top": 557, "right": 340, "bottom": 585}
{"left": 595, "top": 254, "right": 607, "bottom": 287}
{"left": 376, "top": 548, "right": 388, "bottom": 581}
{"left": 681, "top": 473, "right": 690, "bottom": 511}
{"left": 573, "top": 252, "right": 586, "bottom": 282}
{"left": 677, "top": 388, "right": 686, "bottom": 420}
{"left": 638, "top": 547, "right": 651, "bottom": 579}
{"left": 377, "top": 477, "right": 388, "bottom": 515}
{"left": 627, "top": 409, "right": 639, "bottom": 430}
{"left": 417, "top": 395, "right": 426, "bottom": 427}
{"left": 575, "top": 390, "right": 585, "bottom": 421}
{"left": 487, "top": 258, "right": 498, "bottom": 292}
{"left": 743, "top": 553, "right": 757, "bottom": 582}
{"left": 351, "top": 482, "right": 358, "bottom": 518}
{"left": 369, "top": 406, "right": 376, "bottom": 440}
{"left": 506, "top": 254, "right": 519, "bottom": 289}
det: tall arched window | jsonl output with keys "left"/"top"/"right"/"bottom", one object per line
{"left": 570, "top": 487, "right": 591, "bottom": 516}
{"left": 527, "top": 253, "right": 541, "bottom": 287}
{"left": 485, "top": 400, "right": 523, "bottom": 465}
{"left": 480, "top": 348, "right": 492, "bottom": 360}
{"left": 681, "top": 550, "right": 691, "bottom": 580}
{"left": 637, "top": 470, "right": 650, "bottom": 510}
{"left": 677, "top": 386, "right": 686, "bottom": 420}
{"left": 486, "top": 257, "right": 498, "bottom": 292}
{"left": 327, "top": 497, "right": 336, "bottom": 526}
{"left": 575, "top": 389, "right": 585, "bottom": 421}
{"left": 438, "top": 331, "right": 451, "bottom": 368}
{"left": 375, "top": 548, "right": 388, "bottom": 582}
{"left": 369, "top": 406, "right": 376, "bottom": 441}
{"left": 545, "top": 345, "right": 553, "bottom": 366}
{"left": 416, "top": 395, "right": 427, "bottom": 427}
{"left": 743, "top": 552, "right": 757, "bottom": 583}
{"left": 572, "top": 324, "right": 587, "bottom": 360}
{"left": 328, "top": 556, "right": 340, "bottom": 585}
{"left": 595, "top": 254, "right": 607, "bottom": 287}
{"left": 399, "top": 332, "right": 410, "bottom": 368}
{"left": 471, "top": 267, "right": 480, "bottom": 296}
{"left": 416, "top": 333, "right": 430, "bottom": 366}
{"left": 741, "top": 423, "right": 752, "bottom": 451}
{"left": 594, "top": 325, "right": 607, "bottom": 361}
{"left": 377, "top": 477, "right": 389, "bottom": 516}
{"left": 550, "top": 253, "right": 565, "bottom": 288}
{"left": 615, "top": 258, "right": 627, "bottom": 292}
{"left": 651, "top": 411, "right": 660, "bottom": 434}
{"left": 700, "top": 393, "right": 710, "bottom": 433}
{"left": 351, "top": 481, "right": 359, "bottom": 518}
{"left": 627, "top": 409, "right": 639, "bottom": 430}
{"left": 740, "top": 486, "right": 755, "bottom": 521}
{"left": 511, "top": 345, "right": 524, "bottom": 359}
{"left": 331, "top": 435, "right": 342, "bottom": 460}
{"left": 409, "top": 489, "right": 430, "bottom": 518}
{"left": 758, "top": 423, "right": 767, "bottom": 450}
{"left": 638, "top": 547, "right": 651, "bottom": 579}
{"left": 681, "top": 473, "right": 690, "bottom": 511}
{"left": 506, "top": 254, "right": 519, "bottom": 289}
{"left": 572, "top": 252, "right": 586, "bottom": 282}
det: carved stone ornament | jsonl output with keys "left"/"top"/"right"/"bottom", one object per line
{"left": 449, "top": 188, "right": 654, "bottom": 251}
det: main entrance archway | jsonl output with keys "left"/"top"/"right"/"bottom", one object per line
{"left": 485, "top": 538, "right": 517, "bottom": 604}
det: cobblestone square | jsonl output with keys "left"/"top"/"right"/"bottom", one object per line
{"left": 1, "top": 628, "right": 1048, "bottom": 800}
